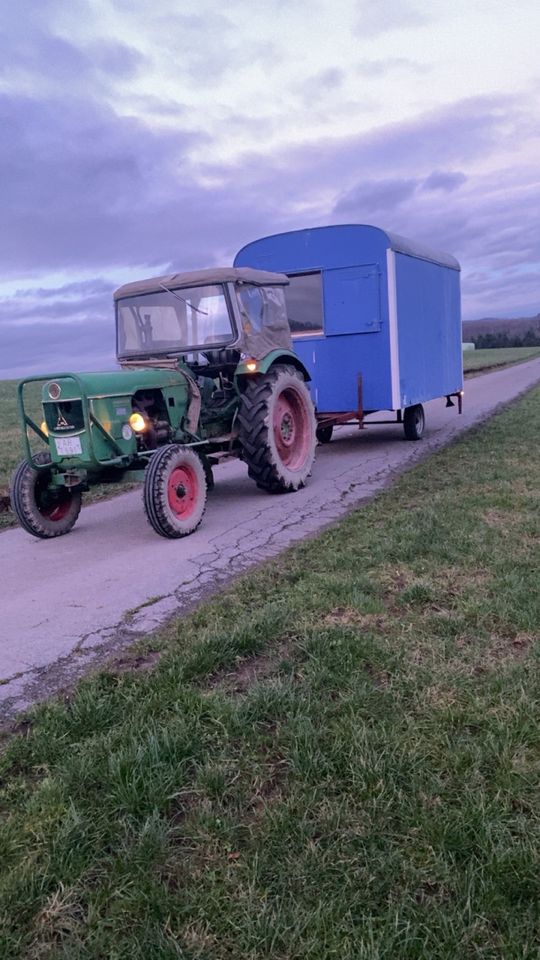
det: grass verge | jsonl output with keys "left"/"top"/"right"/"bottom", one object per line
{"left": 1, "top": 389, "right": 539, "bottom": 959}
{"left": 463, "top": 346, "right": 540, "bottom": 374}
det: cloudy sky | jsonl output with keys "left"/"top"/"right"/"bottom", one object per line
{"left": 1, "top": 0, "right": 539, "bottom": 378}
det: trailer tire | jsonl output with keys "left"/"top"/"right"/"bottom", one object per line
{"left": 403, "top": 404, "right": 425, "bottom": 441}
{"left": 316, "top": 424, "right": 333, "bottom": 444}
{"left": 143, "top": 445, "right": 207, "bottom": 538}
{"left": 239, "top": 364, "right": 316, "bottom": 492}
{"left": 10, "top": 452, "right": 82, "bottom": 538}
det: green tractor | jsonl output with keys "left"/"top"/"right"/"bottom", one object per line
{"left": 11, "top": 268, "right": 317, "bottom": 539}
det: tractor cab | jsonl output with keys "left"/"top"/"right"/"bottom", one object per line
{"left": 114, "top": 267, "right": 293, "bottom": 378}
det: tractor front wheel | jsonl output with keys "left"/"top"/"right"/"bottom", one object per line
{"left": 239, "top": 364, "right": 316, "bottom": 493}
{"left": 10, "top": 452, "right": 82, "bottom": 538}
{"left": 143, "top": 445, "right": 207, "bottom": 538}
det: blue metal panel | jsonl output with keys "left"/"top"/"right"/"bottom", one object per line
{"left": 235, "top": 225, "right": 461, "bottom": 415}
{"left": 323, "top": 265, "right": 381, "bottom": 335}
{"left": 394, "top": 254, "right": 462, "bottom": 407}
{"left": 289, "top": 333, "right": 392, "bottom": 413}
{"left": 235, "top": 227, "right": 393, "bottom": 413}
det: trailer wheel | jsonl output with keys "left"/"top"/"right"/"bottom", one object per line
{"left": 10, "top": 452, "right": 82, "bottom": 538}
{"left": 239, "top": 364, "right": 316, "bottom": 492}
{"left": 403, "top": 404, "right": 425, "bottom": 441}
{"left": 316, "top": 424, "right": 333, "bottom": 444}
{"left": 143, "top": 445, "right": 207, "bottom": 538}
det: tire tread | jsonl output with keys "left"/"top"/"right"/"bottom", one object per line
{"left": 238, "top": 365, "right": 316, "bottom": 492}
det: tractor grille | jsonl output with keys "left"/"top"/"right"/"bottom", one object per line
{"left": 43, "top": 399, "right": 85, "bottom": 433}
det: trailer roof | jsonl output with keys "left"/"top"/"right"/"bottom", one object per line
{"left": 114, "top": 266, "right": 289, "bottom": 300}
{"left": 235, "top": 225, "right": 460, "bottom": 272}
{"left": 384, "top": 230, "right": 460, "bottom": 270}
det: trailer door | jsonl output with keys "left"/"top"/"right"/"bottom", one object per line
{"left": 323, "top": 265, "right": 381, "bottom": 335}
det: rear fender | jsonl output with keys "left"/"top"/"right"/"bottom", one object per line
{"left": 235, "top": 349, "right": 311, "bottom": 389}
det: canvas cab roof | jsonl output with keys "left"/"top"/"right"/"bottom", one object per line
{"left": 114, "top": 266, "right": 289, "bottom": 301}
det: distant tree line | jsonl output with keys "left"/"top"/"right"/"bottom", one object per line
{"left": 472, "top": 327, "right": 540, "bottom": 349}
{"left": 463, "top": 314, "right": 540, "bottom": 349}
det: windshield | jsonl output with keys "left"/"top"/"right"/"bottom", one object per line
{"left": 116, "top": 284, "right": 235, "bottom": 358}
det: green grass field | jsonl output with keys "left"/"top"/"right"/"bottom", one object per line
{"left": 463, "top": 346, "right": 540, "bottom": 373}
{"left": 1, "top": 386, "right": 539, "bottom": 959}
{"left": 0, "top": 378, "right": 43, "bottom": 486}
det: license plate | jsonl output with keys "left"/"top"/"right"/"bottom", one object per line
{"left": 55, "top": 435, "right": 82, "bottom": 456}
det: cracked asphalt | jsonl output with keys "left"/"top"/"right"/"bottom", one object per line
{"left": 2, "top": 356, "right": 540, "bottom": 721}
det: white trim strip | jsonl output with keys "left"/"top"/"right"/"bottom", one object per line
{"left": 386, "top": 248, "right": 401, "bottom": 410}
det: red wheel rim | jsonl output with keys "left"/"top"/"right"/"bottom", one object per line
{"left": 35, "top": 472, "right": 73, "bottom": 522}
{"left": 167, "top": 464, "right": 198, "bottom": 518}
{"left": 40, "top": 499, "right": 72, "bottom": 522}
{"left": 273, "top": 386, "right": 311, "bottom": 469}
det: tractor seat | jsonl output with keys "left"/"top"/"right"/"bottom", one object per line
{"left": 202, "top": 348, "right": 241, "bottom": 367}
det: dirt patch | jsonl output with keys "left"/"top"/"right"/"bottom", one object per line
{"left": 323, "top": 606, "right": 389, "bottom": 631}
{"left": 363, "top": 660, "right": 391, "bottom": 688}
{"left": 488, "top": 631, "right": 535, "bottom": 660}
{"left": 111, "top": 649, "right": 162, "bottom": 674}
{"left": 414, "top": 878, "right": 451, "bottom": 905}
{"left": 454, "top": 630, "right": 535, "bottom": 676}
{"left": 482, "top": 509, "right": 518, "bottom": 530}
{"left": 379, "top": 565, "right": 492, "bottom": 606}
{"left": 206, "top": 637, "right": 299, "bottom": 696}
{"left": 422, "top": 684, "right": 459, "bottom": 709}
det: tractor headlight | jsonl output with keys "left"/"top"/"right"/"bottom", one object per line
{"left": 40, "top": 420, "right": 49, "bottom": 437}
{"left": 129, "top": 412, "right": 146, "bottom": 432}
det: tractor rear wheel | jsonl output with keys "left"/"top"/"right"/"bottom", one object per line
{"left": 10, "top": 452, "right": 82, "bottom": 538}
{"left": 239, "top": 364, "right": 316, "bottom": 492}
{"left": 143, "top": 445, "right": 207, "bottom": 538}
{"left": 403, "top": 404, "right": 425, "bottom": 440}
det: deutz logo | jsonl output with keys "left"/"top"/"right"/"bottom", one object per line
{"left": 56, "top": 412, "right": 72, "bottom": 430}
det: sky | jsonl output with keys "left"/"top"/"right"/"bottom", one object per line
{"left": 1, "top": 0, "right": 539, "bottom": 378}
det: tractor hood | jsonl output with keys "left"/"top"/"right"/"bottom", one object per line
{"left": 41, "top": 368, "right": 189, "bottom": 402}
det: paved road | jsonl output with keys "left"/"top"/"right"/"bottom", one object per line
{"left": 2, "top": 357, "right": 540, "bottom": 719}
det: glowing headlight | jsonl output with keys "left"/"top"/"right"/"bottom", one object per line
{"left": 129, "top": 412, "right": 146, "bottom": 432}
{"left": 246, "top": 360, "right": 257, "bottom": 372}
{"left": 40, "top": 420, "right": 49, "bottom": 437}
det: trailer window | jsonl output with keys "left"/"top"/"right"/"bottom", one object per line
{"left": 285, "top": 273, "right": 323, "bottom": 337}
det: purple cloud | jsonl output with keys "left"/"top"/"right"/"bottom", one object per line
{"left": 12, "top": 279, "right": 114, "bottom": 301}
{"left": 295, "top": 68, "right": 345, "bottom": 100}
{"left": 2, "top": 317, "right": 115, "bottom": 380}
{"left": 334, "top": 178, "right": 419, "bottom": 215}
{"left": 353, "top": 0, "right": 430, "bottom": 38}
{"left": 355, "top": 57, "right": 428, "bottom": 77}
{"left": 422, "top": 171, "right": 468, "bottom": 192}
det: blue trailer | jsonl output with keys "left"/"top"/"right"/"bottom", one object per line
{"left": 234, "top": 224, "right": 463, "bottom": 441}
